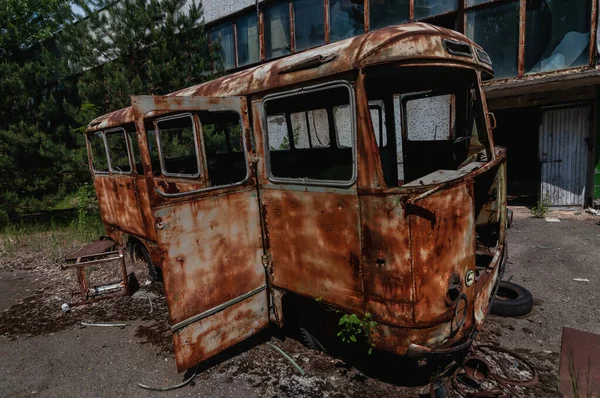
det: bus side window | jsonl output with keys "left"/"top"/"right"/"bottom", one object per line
{"left": 155, "top": 113, "right": 200, "bottom": 178}
{"left": 198, "top": 110, "right": 248, "bottom": 187}
{"left": 105, "top": 128, "right": 132, "bottom": 174}
{"left": 88, "top": 132, "right": 109, "bottom": 173}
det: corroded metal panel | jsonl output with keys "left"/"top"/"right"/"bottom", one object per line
{"left": 131, "top": 95, "right": 269, "bottom": 373}
{"left": 359, "top": 194, "right": 414, "bottom": 327}
{"left": 173, "top": 290, "right": 267, "bottom": 371}
{"left": 93, "top": 174, "right": 148, "bottom": 238}
{"left": 409, "top": 182, "right": 476, "bottom": 326}
{"left": 156, "top": 190, "right": 265, "bottom": 326}
{"left": 261, "top": 187, "right": 364, "bottom": 314}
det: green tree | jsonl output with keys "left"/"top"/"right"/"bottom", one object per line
{"left": 64, "top": 0, "right": 220, "bottom": 115}
{"left": 0, "top": 0, "right": 82, "bottom": 224}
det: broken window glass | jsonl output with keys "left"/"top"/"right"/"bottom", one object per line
{"left": 267, "top": 114, "right": 290, "bottom": 150}
{"left": 211, "top": 23, "right": 235, "bottom": 70}
{"left": 199, "top": 111, "right": 247, "bottom": 187}
{"left": 156, "top": 114, "right": 199, "bottom": 177}
{"left": 405, "top": 94, "right": 455, "bottom": 141}
{"left": 414, "top": 0, "right": 458, "bottom": 20}
{"left": 264, "top": 85, "right": 354, "bottom": 182}
{"left": 105, "top": 129, "right": 132, "bottom": 173}
{"left": 294, "top": 0, "right": 325, "bottom": 50}
{"left": 525, "top": 0, "right": 591, "bottom": 74}
{"left": 466, "top": 1, "right": 520, "bottom": 78}
{"left": 237, "top": 12, "right": 259, "bottom": 67}
{"left": 265, "top": 2, "right": 292, "bottom": 59}
{"left": 89, "top": 132, "right": 109, "bottom": 173}
{"left": 330, "top": 0, "right": 364, "bottom": 41}
{"left": 369, "top": 0, "right": 410, "bottom": 31}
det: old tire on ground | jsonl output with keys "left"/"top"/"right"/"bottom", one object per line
{"left": 491, "top": 281, "right": 533, "bottom": 317}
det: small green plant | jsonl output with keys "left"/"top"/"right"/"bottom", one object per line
{"left": 531, "top": 195, "right": 552, "bottom": 218}
{"left": 337, "top": 312, "right": 378, "bottom": 355}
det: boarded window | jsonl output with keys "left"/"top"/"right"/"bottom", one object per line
{"left": 294, "top": 0, "right": 325, "bottom": 50}
{"left": 264, "top": 85, "right": 354, "bottom": 182}
{"left": 369, "top": 0, "right": 410, "bottom": 31}
{"left": 105, "top": 129, "right": 132, "bottom": 173}
{"left": 89, "top": 132, "right": 109, "bottom": 173}
{"left": 237, "top": 12, "right": 260, "bottom": 66}
{"left": 265, "top": 2, "right": 291, "bottom": 59}
{"left": 466, "top": 1, "right": 520, "bottom": 78}
{"left": 156, "top": 114, "right": 199, "bottom": 177}
{"left": 405, "top": 94, "right": 456, "bottom": 141}
{"left": 330, "top": 0, "right": 364, "bottom": 41}
{"left": 525, "top": 0, "right": 591, "bottom": 74}
{"left": 334, "top": 100, "right": 386, "bottom": 148}
{"left": 199, "top": 111, "right": 247, "bottom": 187}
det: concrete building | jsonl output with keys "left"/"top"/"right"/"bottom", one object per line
{"left": 200, "top": 0, "right": 600, "bottom": 207}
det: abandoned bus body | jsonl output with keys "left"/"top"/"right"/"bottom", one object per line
{"left": 85, "top": 23, "right": 507, "bottom": 372}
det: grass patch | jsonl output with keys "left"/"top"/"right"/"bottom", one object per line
{"left": 0, "top": 215, "right": 105, "bottom": 264}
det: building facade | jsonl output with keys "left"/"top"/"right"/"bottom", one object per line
{"left": 202, "top": 0, "right": 599, "bottom": 207}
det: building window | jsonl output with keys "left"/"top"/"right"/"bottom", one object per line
{"left": 294, "top": 0, "right": 325, "bottom": 50}
{"left": 369, "top": 0, "right": 410, "bottom": 31}
{"left": 330, "top": 0, "right": 364, "bottom": 41}
{"left": 265, "top": 2, "right": 292, "bottom": 59}
{"left": 525, "top": 0, "right": 591, "bottom": 74}
{"left": 466, "top": 1, "right": 520, "bottom": 79}
{"left": 236, "top": 13, "right": 260, "bottom": 67}
{"left": 211, "top": 23, "right": 236, "bottom": 70}
{"left": 414, "top": 0, "right": 458, "bottom": 20}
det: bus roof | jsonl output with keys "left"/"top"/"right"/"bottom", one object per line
{"left": 87, "top": 22, "right": 492, "bottom": 132}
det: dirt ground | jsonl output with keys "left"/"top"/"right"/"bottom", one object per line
{"left": 1, "top": 211, "right": 599, "bottom": 397}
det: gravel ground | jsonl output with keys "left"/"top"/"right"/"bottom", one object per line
{"left": 0, "top": 211, "right": 599, "bottom": 397}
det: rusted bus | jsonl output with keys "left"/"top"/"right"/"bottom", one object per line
{"left": 84, "top": 23, "right": 506, "bottom": 372}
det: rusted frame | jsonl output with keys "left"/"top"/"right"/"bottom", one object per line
{"left": 260, "top": 80, "right": 358, "bottom": 188}
{"left": 410, "top": 0, "right": 415, "bottom": 21}
{"left": 289, "top": 1, "right": 295, "bottom": 53}
{"left": 131, "top": 95, "right": 252, "bottom": 199}
{"left": 590, "top": 0, "right": 598, "bottom": 67}
{"left": 363, "top": 0, "right": 369, "bottom": 33}
{"left": 324, "top": 0, "right": 330, "bottom": 44}
{"left": 517, "top": 0, "right": 525, "bottom": 78}
{"left": 171, "top": 285, "right": 267, "bottom": 333}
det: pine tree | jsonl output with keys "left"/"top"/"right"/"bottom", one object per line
{"left": 65, "top": 0, "right": 220, "bottom": 115}
{"left": 0, "top": 0, "right": 82, "bottom": 224}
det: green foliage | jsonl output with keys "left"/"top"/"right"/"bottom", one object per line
{"left": 74, "top": 183, "right": 101, "bottom": 233}
{"left": 64, "top": 0, "right": 220, "bottom": 115}
{"left": 0, "top": 0, "right": 86, "bottom": 220}
{"left": 531, "top": 195, "right": 552, "bottom": 218}
{"left": 337, "top": 312, "right": 378, "bottom": 355}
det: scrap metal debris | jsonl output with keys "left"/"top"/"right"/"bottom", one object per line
{"left": 137, "top": 369, "right": 198, "bottom": 391}
{"left": 267, "top": 341, "right": 306, "bottom": 376}
{"left": 80, "top": 321, "right": 129, "bottom": 328}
